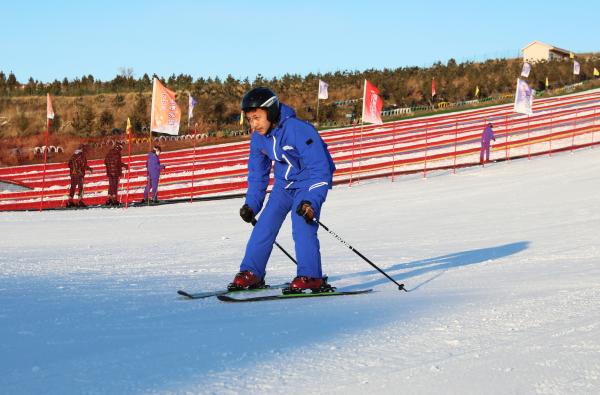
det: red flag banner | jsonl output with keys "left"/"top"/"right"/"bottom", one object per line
{"left": 362, "top": 79, "right": 383, "bottom": 125}
{"left": 150, "top": 78, "right": 181, "bottom": 135}
{"left": 432, "top": 78, "right": 437, "bottom": 97}
{"left": 47, "top": 93, "right": 55, "bottom": 119}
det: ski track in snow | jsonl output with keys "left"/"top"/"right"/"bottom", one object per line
{"left": 1, "top": 148, "right": 599, "bottom": 394}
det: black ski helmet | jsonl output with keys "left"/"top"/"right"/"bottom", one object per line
{"left": 240, "top": 87, "right": 280, "bottom": 123}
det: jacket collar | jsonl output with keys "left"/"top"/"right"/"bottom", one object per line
{"left": 265, "top": 103, "right": 296, "bottom": 137}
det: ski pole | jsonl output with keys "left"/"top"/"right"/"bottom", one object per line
{"left": 317, "top": 220, "right": 406, "bottom": 291}
{"left": 251, "top": 218, "right": 297, "bottom": 265}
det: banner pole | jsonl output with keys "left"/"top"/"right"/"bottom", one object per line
{"left": 358, "top": 121, "right": 364, "bottom": 184}
{"left": 453, "top": 121, "right": 458, "bottom": 173}
{"left": 316, "top": 97, "right": 320, "bottom": 126}
{"left": 550, "top": 108, "right": 553, "bottom": 157}
{"left": 527, "top": 115, "right": 531, "bottom": 160}
{"left": 39, "top": 118, "right": 50, "bottom": 211}
{"left": 505, "top": 115, "right": 509, "bottom": 161}
{"left": 191, "top": 124, "right": 197, "bottom": 203}
{"left": 125, "top": 129, "right": 132, "bottom": 208}
{"left": 423, "top": 122, "right": 428, "bottom": 178}
{"left": 593, "top": 108, "right": 596, "bottom": 148}
{"left": 572, "top": 110, "right": 577, "bottom": 153}
{"left": 391, "top": 125, "right": 396, "bottom": 182}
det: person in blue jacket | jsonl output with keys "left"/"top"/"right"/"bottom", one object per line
{"left": 141, "top": 145, "right": 166, "bottom": 204}
{"left": 480, "top": 122, "right": 496, "bottom": 164}
{"left": 229, "top": 87, "right": 336, "bottom": 293}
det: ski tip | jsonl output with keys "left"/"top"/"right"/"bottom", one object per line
{"left": 177, "top": 290, "right": 193, "bottom": 298}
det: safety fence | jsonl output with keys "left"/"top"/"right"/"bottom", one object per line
{"left": 1, "top": 89, "right": 599, "bottom": 211}
{"left": 21, "top": 83, "right": 591, "bottom": 155}
{"left": 380, "top": 82, "right": 586, "bottom": 117}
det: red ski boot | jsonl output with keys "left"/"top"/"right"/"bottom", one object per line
{"left": 284, "top": 276, "right": 333, "bottom": 294}
{"left": 228, "top": 270, "right": 265, "bottom": 291}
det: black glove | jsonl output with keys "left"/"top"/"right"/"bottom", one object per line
{"left": 239, "top": 204, "right": 254, "bottom": 223}
{"left": 296, "top": 200, "right": 315, "bottom": 224}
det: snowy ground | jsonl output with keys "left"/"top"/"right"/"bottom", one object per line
{"left": 1, "top": 148, "right": 599, "bottom": 394}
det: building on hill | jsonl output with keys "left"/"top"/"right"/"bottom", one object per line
{"left": 522, "top": 41, "right": 572, "bottom": 62}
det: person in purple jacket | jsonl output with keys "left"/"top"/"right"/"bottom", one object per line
{"left": 141, "top": 145, "right": 166, "bottom": 204}
{"left": 480, "top": 122, "right": 496, "bottom": 164}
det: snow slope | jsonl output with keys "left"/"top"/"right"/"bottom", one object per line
{"left": 1, "top": 148, "right": 599, "bottom": 394}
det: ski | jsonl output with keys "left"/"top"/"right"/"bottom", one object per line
{"left": 177, "top": 283, "right": 289, "bottom": 300}
{"left": 217, "top": 289, "right": 372, "bottom": 302}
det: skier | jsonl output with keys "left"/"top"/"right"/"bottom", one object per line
{"left": 67, "top": 144, "right": 93, "bottom": 207}
{"left": 103, "top": 141, "right": 128, "bottom": 206}
{"left": 480, "top": 122, "right": 496, "bottom": 164}
{"left": 141, "top": 145, "right": 166, "bottom": 204}
{"left": 229, "top": 87, "right": 336, "bottom": 293}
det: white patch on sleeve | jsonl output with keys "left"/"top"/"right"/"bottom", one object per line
{"left": 282, "top": 154, "right": 294, "bottom": 180}
{"left": 272, "top": 137, "right": 280, "bottom": 161}
{"left": 308, "top": 182, "right": 328, "bottom": 191}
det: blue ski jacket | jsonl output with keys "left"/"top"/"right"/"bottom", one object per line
{"left": 481, "top": 124, "right": 495, "bottom": 146}
{"left": 146, "top": 151, "right": 165, "bottom": 179}
{"left": 245, "top": 103, "right": 336, "bottom": 215}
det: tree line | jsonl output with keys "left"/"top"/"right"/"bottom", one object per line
{"left": 1, "top": 55, "right": 599, "bottom": 136}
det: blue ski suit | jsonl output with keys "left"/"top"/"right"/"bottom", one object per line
{"left": 144, "top": 151, "right": 165, "bottom": 200}
{"left": 480, "top": 124, "right": 496, "bottom": 162}
{"left": 240, "top": 104, "right": 336, "bottom": 279}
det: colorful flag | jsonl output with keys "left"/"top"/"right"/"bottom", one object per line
{"left": 46, "top": 93, "right": 54, "bottom": 120}
{"left": 573, "top": 61, "right": 580, "bottom": 75}
{"left": 240, "top": 111, "right": 244, "bottom": 125}
{"left": 150, "top": 77, "right": 181, "bottom": 135}
{"left": 475, "top": 86, "right": 480, "bottom": 98}
{"left": 431, "top": 77, "right": 436, "bottom": 97}
{"left": 318, "top": 79, "right": 329, "bottom": 100}
{"left": 126, "top": 117, "right": 132, "bottom": 135}
{"left": 514, "top": 78, "right": 534, "bottom": 116}
{"left": 362, "top": 79, "right": 383, "bottom": 125}
{"left": 545, "top": 77, "right": 549, "bottom": 89}
{"left": 520, "top": 62, "right": 531, "bottom": 78}
{"left": 188, "top": 93, "right": 197, "bottom": 126}
{"left": 594, "top": 68, "right": 599, "bottom": 77}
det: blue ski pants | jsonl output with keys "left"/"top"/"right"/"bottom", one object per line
{"left": 480, "top": 142, "right": 491, "bottom": 162}
{"left": 240, "top": 186, "right": 327, "bottom": 279}
{"left": 144, "top": 175, "right": 159, "bottom": 200}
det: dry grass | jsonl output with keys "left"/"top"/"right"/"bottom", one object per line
{"left": 0, "top": 94, "right": 247, "bottom": 166}
{"left": 0, "top": 131, "right": 252, "bottom": 167}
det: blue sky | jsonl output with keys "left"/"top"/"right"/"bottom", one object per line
{"left": 1, "top": 0, "right": 598, "bottom": 83}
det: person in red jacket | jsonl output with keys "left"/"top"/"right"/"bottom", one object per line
{"left": 103, "top": 142, "right": 128, "bottom": 206}
{"left": 67, "top": 144, "right": 93, "bottom": 207}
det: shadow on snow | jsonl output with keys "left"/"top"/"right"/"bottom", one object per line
{"left": 0, "top": 241, "right": 529, "bottom": 394}
{"left": 328, "top": 241, "right": 530, "bottom": 291}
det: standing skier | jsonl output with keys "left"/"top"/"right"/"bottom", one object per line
{"left": 103, "top": 142, "right": 128, "bottom": 206}
{"left": 67, "top": 144, "right": 93, "bottom": 207}
{"left": 229, "top": 87, "right": 336, "bottom": 293}
{"left": 141, "top": 145, "right": 166, "bottom": 204}
{"left": 480, "top": 122, "right": 496, "bottom": 164}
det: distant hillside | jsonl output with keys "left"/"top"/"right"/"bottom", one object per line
{"left": 1, "top": 54, "right": 599, "bottom": 166}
